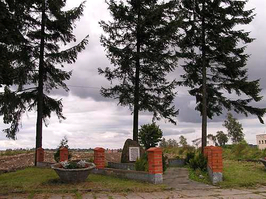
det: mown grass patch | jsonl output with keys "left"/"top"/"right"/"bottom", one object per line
{"left": 0, "top": 167, "right": 166, "bottom": 194}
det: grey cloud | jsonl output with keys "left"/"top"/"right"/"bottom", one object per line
{"left": 163, "top": 128, "right": 195, "bottom": 136}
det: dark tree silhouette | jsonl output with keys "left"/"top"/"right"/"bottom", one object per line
{"left": 177, "top": 0, "right": 266, "bottom": 152}
{"left": 0, "top": 0, "right": 89, "bottom": 165}
{"left": 99, "top": 0, "right": 180, "bottom": 141}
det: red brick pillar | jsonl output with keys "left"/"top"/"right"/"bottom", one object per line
{"left": 204, "top": 146, "right": 223, "bottom": 172}
{"left": 204, "top": 146, "right": 213, "bottom": 168}
{"left": 60, "top": 147, "right": 68, "bottom": 162}
{"left": 94, "top": 147, "right": 105, "bottom": 169}
{"left": 147, "top": 147, "right": 163, "bottom": 174}
{"left": 36, "top": 147, "right": 44, "bottom": 162}
{"left": 210, "top": 147, "right": 223, "bottom": 172}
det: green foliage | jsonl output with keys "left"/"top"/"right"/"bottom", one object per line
{"left": 99, "top": 0, "right": 180, "bottom": 139}
{"left": 223, "top": 113, "right": 244, "bottom": 144}
{"left": 215, "top": 131, "right": 229, "bottom": 146}
{"left": 220, "top": 160, "right": 266, "bottom": 188}
{"left": 135, "top": 153, "right": 148, "bottom": 172}
{"left": 222, "top": 141, "right": 266, "bottom": 161}
{"left": 162, "top": 154, "right": 168, "bottom": 172}
{"left": 179, "top": 135, "right": 187, "bottom": 147}
{"left": 185, "top": 151, "right": 195, "bottom": 165}
{"left": 0, "top": 0, "right": 89, "bottom": 141}
{"left": 138, "top": 123, "right": 162, "bottom": 149}
{"left": 54, "top": 136, "right": 72, "bottom": 162}
{"left": 64, "top": 162, "right": 78, "bottom": 169}
{"left": 188, "top": 152, "right": 207, "bottom": 172}
{"left": 178, "top": 0, "right": 266, "bottom": 147}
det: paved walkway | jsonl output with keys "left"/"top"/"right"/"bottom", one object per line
{"left": 163, "top": 167, "right": 215, "bottom": 190}
{"left": 2, "top": 168, "right": 266, "bottom": 198}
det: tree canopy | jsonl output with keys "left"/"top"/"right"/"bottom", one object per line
{"left": 99, "top": 0, "right": 180, "bottom": 141}
{"left": 223, "top": 113, "right": 244, "bottom": 143}
{"left": 177, "top": 0, "right": 266, "bottom": 150}
{"left": 215, "top": 131, "right": 228, "bottom": 146}
{"left": 0, "top": 0, "right": 88, "bottom": 158}
{"left": 138, "top": 123, "right": 163, "bottom": 149}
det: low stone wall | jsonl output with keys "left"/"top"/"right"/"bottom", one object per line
{"left": 108, "top": 162, "right": 135, "bottom": 170}
{"left": 168, "top": 158, "right": 185, "bottom": 167}
{"left": 36, "top": 162, "right": 54, "bottom": 168}
{"left": 92, "top": 168, "right": 163, "bottom": 184}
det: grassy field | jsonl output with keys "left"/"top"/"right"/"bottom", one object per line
{"left": 163, "top": 144, "right": 266, "bottom": 188}
{"left": 188, "top": 159, "right": 266, "bottom": 188}
{"left": 219, "top": 159, "right": 266, "bottom": 188}
{"left": 0, "top": 167, "right": 166, "bottom": 194}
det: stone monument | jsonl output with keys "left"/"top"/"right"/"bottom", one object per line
{"left": 121, "top": 139, "right": 145, "bottom": 163}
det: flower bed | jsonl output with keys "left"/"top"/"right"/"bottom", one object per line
{"left": 52, "top": 160, "right": 95, "bottom": 183}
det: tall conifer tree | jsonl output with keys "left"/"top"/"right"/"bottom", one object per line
{"left": 178, "top": 0, "right": 266, "bottom": 151}
{"left": 99, "top": 0, "right": 180, "bottom": 142}
{"left": 0, "top": 0, "right": 89, "bottom": 164}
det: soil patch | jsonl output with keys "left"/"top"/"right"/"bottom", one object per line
{"left": 0, "top": 151, "right": 121, "bottom": 173}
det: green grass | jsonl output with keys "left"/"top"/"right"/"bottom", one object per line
{"left": 0, "top": 167, "right": 166, "bottom": 194}
{"left": 188, "top": 159, "right": 266, "bottom": 188}
{"left": 218, "top": 159, "right": 266, "bottom": 188}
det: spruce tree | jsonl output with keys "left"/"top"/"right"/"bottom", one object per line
{"left": 0, "top": 0, "right": 89, "bottom": 164}
{"left": 0, "top": 0, "right": 33, "bottom": 88}
{"left": 177, "top": 0, "right": 266, "bottom": 151}
{"left": 99, "top": 0, "right": 180, "bottom": 142}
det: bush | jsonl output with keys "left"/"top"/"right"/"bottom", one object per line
{"left": 162, "top": 154, "right": 168, "bottom": 172}
{"left": 188, "top": 152, "right": 207, "bottom": 171}
{"left": 135, "top": 153, "right": 148, "bottom": 171}
{"left": 185, "top": 151, "right": 195, "bottom": 165}
{"left": 54, "top": 136, "right": 72, "bottom": 162}
{"left": 138, "top": 123, "right": 162, "bottom": 149}
{"left": 223, "top": 141, "right": 265, "bottom": 161}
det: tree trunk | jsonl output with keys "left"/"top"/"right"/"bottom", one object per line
{"left": 201, "top": 0, "right": 207, "bottom": 153}
{"left": 133, "top": 0, "right": 141, "bottom": 142}
{"left": 35, "top": 0, "right": 45, "bottom": 166}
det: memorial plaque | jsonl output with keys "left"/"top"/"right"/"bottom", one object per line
{"left": 129, "top": 147, "right": 140, "bottom": 162}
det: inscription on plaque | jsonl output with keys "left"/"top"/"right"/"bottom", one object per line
{"left": 129, "top": 147, "right": 140, "bottom": 161}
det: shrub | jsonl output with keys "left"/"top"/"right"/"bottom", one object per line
{"left": 135, "top": 153, "right": 148, "bottom": 171}
{"left": 54, "top": 136, "right": 72, "bottom": 162}
{"left": 189, "top": 152, "right": 207, "bottom": 171}
{"left": 162, "top": 154, "right": 168, "bottom": 172}
{"left": 185, "top": 151, "right": 195, "bottom": 165}
{"left": 138, "top": 123, "right": 162, "bottom": 149}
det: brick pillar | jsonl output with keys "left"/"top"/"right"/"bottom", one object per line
{"left": 60, "top": 147, "right": 68, "bottom": 162}
{"left": 36, "top": 147, "right": 44, "bottom": 162}
{"left": 204, "top": 146, "right": 213, "bottom": 168}
{"left": 204, "top": 146, "right": 223, "bottom": 184}
{"left": 209, "top": 147, "right": 223, "bottom": 172}
{"left": 147, "top": 147, "right": 163, "bottom": 174}
{"left": 94, "top": 147, "right": 105, "bottom": 169}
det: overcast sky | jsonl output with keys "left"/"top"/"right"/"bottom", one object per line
{"left": 0, "top": 0, "right": 266, "bottom": 150}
